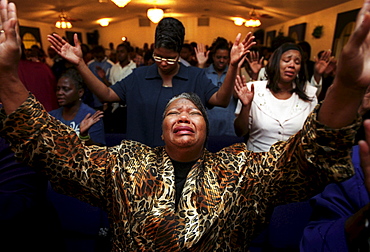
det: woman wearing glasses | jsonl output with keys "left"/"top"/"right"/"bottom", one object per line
{"left": 48, "top": 18, "right": 255, "bottom": 147}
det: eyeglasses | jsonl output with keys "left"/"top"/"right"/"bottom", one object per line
{"left": 152, "top": 53, "right": 179, "bottom": 65}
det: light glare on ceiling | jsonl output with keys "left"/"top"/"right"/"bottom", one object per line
{"left": 245, "top": 9, "right": 261, "bottom": 28}
{"left": 147, "top": 8, "right": 164, "bottom": 23}
{"left": 245, "top": 18, "right": 261, "bottom": 28}
{"left": 233, "top": 18, "right": 245, "bottom": 26}
{"left": 98, "top": 18, "right": 111, "bottom": 26}
{"left": 111, "top": 0, "right": 131, "bottom": 8}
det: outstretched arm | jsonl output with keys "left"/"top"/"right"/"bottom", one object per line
{"left": 318, "top": 0, "right": 370, "bottom": 128}
{"left": 47, "top": 33, "right": 119, "bottom": 102}
{"left": 208, "top": 33, "right": 255, "bottom": 107}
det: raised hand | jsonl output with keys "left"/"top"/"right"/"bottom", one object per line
{"left": 335, "top": 1, "right": 370, "bottom": 90}
{"left": 0, "top": 0, "right": 29, "bottom": 114}
{"left": 245, "top": 51, "right": 263, "bottom": 80}
{"left": 234, "top": 75, "right": 254, "bottom": 106}
{"left": 229, "top": 32, "right": 255, "bottom": 67}
{"left": 47, "top": 33, "right": 83, "bottom": 65}
{"left": 194, "top": 43, "right": 209, "bottom": 68}
{"left": 96, "top": 66, "right": 106, "bottom": 79}
{"left": 318, "top": 0, "right": 370, "bottom": 129}
{"left": 79, "top": 110, "right": 104, "bottom": 136}
{"left": 314, "top": 50, "right": 333, "bottom": 76}
{"left": 0, "top": 0, "right": 21, "bottom": 73}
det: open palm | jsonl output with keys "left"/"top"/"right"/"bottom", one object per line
{"left": 47, "top": 33, "right": 83, "bottom": 65}
{"left": 336, "top": 2, "right": 370, "bottom": 90}
{"left": 234, "top": 75, "right": 254, "bottom": 106}
{"left": 0, "top": 2, "right": 21, "bottom": 72}
{"left": 79, "top": 110, "right": 104, "bottom": 136}
{"left": 230, "top": 33, "right": 255, "bottom": 67}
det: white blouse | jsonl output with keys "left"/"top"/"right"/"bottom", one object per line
{"left": 235, "top": 81, "right": 318, "bottom": 152}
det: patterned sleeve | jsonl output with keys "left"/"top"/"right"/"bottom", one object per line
{"left": 231, "top": 102, "right": 361, "bottom": 208}
{"left": 269, "top": 102, "right": 361, "bottom": 203}
{"left": 0, "top": 94, "right": 114, "bottom": 207}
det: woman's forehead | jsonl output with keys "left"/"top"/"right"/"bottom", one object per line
{"left": 167, "top": 98, "right": 197, "bottom": 109}
{"left": 281, "top": 50, "right": 301, "bottom": 58}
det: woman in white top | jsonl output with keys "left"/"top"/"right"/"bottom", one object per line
{"left": 234, "top": 43, "right": 331, "bottom": 152}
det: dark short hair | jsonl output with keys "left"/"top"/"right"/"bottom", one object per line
{"left": 155, "top": 17, "right": 185, "bottom": 53}
{"left": 116, "top": 43, "right": 130, "bottom": 52}
{"left": 59, "top": 68, "right": 85, "bottom": 90}
{"left": 271, "top": 35, "right": 296, "bottom": 52}
{"left": 91, "top": 45, "right": 105, "bottom": 54}
{"left": 163, "top": 92, "right": 209, "bottom": 139}
{"left": 210, "top": 37, "right": 230, "bottom": 54}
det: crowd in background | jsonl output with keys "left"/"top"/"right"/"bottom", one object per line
{"left": 8, "top": 9, "right": 370, "bottom": 250}
{"left": 20, "top": 33, "right": 340, "bottom": 142}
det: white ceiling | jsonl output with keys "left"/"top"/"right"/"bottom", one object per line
{"left": 13, "top": 0, "right": 351, "bottom": 30}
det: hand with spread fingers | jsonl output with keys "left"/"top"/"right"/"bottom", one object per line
{"left": 194, "top": 43, "right": 209, "bottom": 68}
{"left": 234, "top": 74, "right": 254, "bottom": 107}
{"left": 313, "top": 50, "right": 333, "bottom": 79}
{"left": 79, "top": 110, "right": 104, "bottom": 136}
{"left": 245, "top": 51, "right": 263, "bottom": 80}
{"left": 318, "top": 0, "right": 370, "bottom": 128}
{"left": 336, "top": 2, "right": 370, "bottom": 90}
{"left": 229, "top": 32, "right": 255, "bottom": 67}
{"left": 47, "top": 33, "right": 83, "bottom": 66}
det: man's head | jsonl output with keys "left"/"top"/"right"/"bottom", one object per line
{"left": 162, "top": 93, "right": 209, "bottom": 150}
{"left": 180, "top": 44, "right": 193, "bottom": 62}
{"left": 298, "top": 41, "right": 311, "bottom": 62}
{"left": 116, "top": 43, "right": 130, "bottom": 64}
{"left": 91, "top": 45, "right": 106, "bottom": 62}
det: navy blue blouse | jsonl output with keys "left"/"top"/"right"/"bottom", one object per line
{"left": 110, "top": 63, "right": 218, "bottom": 147}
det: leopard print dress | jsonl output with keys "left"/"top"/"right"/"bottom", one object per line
{"left": 0, "top": 95, "right": 359, "bottom": 251}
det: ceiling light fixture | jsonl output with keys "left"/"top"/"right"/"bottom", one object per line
{"left": 147, "top": 7, "right": 164, "bottom": 24}
{"left": 233, "top": 17, "right": 245, "bottom": 26}
{"left": 245, "top": 9, "right": 261, "bottom": 28}
{"left": 98, "top": 18, "right": 111, "bottom": 27}
{"left": 55, "top": 12, "right": 72, "bottom": 29}
{"left": 111, "top": 0, "right": 131, "bottom": 8}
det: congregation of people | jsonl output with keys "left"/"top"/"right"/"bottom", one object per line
{"left": 23, "top": 31, "right": 336, "bottom": 148}
{"left": 3, "top": 0, "right": 370, "bottom": 250}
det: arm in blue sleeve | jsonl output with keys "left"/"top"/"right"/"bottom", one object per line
{"left": 301, "top": 146, "right": 370, "bottom": 251}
